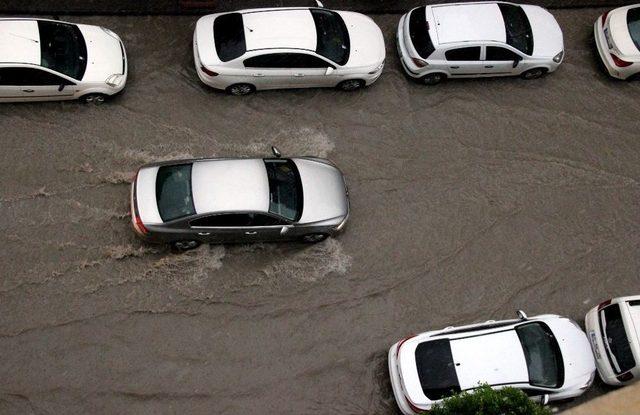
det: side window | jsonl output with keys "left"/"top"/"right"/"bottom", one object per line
{"left": 244, "top": 53, "right": 330, "bottom": 69}
{"left": 0, "top": 68, "right": 18, "bottom": 85}
{"left": 288, "top": 54, "right": 331, "bottom": 68}
{"left": 445, "top": 47, "right": 481, "bottom": 61}
{"left": 251, "top": 214, "right": 286, "bottom": 226}
{"left": 0, "top": 67, "right": 70, "bottom": 86}
{"left": 486, "top": 46, "right": 521, "bottom": 61}
{"left": 190, "top": 213, "right": 253, "bottom": 227}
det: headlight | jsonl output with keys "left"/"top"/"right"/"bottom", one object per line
{"left": 334, "top": 217, "right": 348, "bottom": 232}
{"left": 105, "top": 74, "right": 124, "bottom": 88}
{"left": 101, "top": 26, "right": 120, "bottom": 40}
{"left": 553, "top": 51, "right": 564, "bottom": 63}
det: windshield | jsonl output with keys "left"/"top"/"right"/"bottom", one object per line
{"left": 409, "top": 7, "right": 435, "bottom": 59}
{"left": 628, "top": 7, "right": 640, "bottom": 52}
{"left": 516, "top": 323, "right": 564, "bottom": 388}
{"left": 600, "top": 304, "right": 636, "bottom": 374}
{"left": 311, "top": 9, "right": 350, "bottom": 66}
{"left": 415, "top": 339, "right": 461, "bottom": 400}
{"left": 498, "top": 4, "right": 534, "bottom": 55}
{"left": 155, "top": 164, "right": 196, "bottom": 222}
{"left": 214, "top": 13, "right": 246, "bottom": 62}
{"left": 38, "top": 20, "right": 87, "bottom": 80}
{"left": 264, "top": 159, "right": 303, "bottom": 222}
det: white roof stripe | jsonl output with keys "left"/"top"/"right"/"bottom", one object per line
{"left": 433, "top": 4, "right": 506, "bottom": 45}
{"left": 0, "top": 20, "right": 41, "bottom": 64}
{"left": 243, "top": 10, "right": 317, "bottom": 51}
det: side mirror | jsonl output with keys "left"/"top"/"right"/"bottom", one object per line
{"left": 539, "top": 394, "right": 550, "bottom": 405}
{"left": 316, "top": 0, "right": 324, "bottom": 7}
{"left": 517, "top": 310, "right": 528, "bottom": 320}
{"left": 271, "top": 146, "right": 281, "bottom": 158}
{"left": 512, "top": 57, "right": 522, "bottom": 68}
{"left": 58, "top": 84, "right": 66, "bottom": 92}
{"left": 280, "top": 225, "right": 292, "bottom": 235}
{"left": 325, "top": 67, "right": 334, "bottom": 76}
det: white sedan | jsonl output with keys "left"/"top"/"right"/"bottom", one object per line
{"left": 193, "top": 4, "right": 385, "bottom": 95}
{"left": 388, "top": 311, "right": 595, "bottom": 414}
{"left": 0, "top": 18, "right": 127, "bottom": 103}
{"left": 594, "top": 5, "right": 640, "bottom": 80}
{"left": 397, "top": 2, "right": 564, "bottom": 85}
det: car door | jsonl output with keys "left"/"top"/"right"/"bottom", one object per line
{"left": 10, "top": 67, "right": 77, "bottom": 101}
{"left": 239, "top": 213, "right": 292, "bottom": 242}
{"left": 243, "top": 53, "right": 299, "bottom": 89}
{"left": 444, "top": 46, "right": 484, "bottom": 76}
{"left": 0, "top": 67, "right": 21, "bottom": 100}
{"left": 287, "top": 53, "right": 338, "bottom": 88}
{"left": 189, "top": 213, "right": 255, "bottom": 243}
{"left": 483, "top": 46, "right": 524, "bottom": 76}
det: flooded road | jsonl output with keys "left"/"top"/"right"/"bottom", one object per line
{"left": 1, "top": 9, "right": 639, "bottom": 414}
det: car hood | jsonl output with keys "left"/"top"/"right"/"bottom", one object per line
{"left": 78, "top": 24, "right": 124, "bottom": 82}
{"left": 293, "top": 158, "right": 348, "bottom": 225}
{"left": 608, "top": 7, "right": 640, "bottom": 58}
{"left": 522, "top": 5, "right": 563, "bottom": 58}
{"left": 547, "top": 318, "right": 596, "bottom": 388}
{"left": 337, "top": 11, "right": 385, "bottom": 69}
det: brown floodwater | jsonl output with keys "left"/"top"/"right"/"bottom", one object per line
{"left": 1, "top": 8, "right": 638, "bottom": 415}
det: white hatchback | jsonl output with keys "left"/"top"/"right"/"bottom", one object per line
{"left": 193, "top": 5, "right": 385, "bottom": 95}
{"left": 585, "top": 296, "right": 640, "bottom": 386}
{"left": 0, "top": 18, "right": 127, "bottom": 103}
{"left": 397, "top": 2, "right": 564, "bottom": 85}
{"left": 594, "top": 5, "right": 640, "bottom": 80}
{"left": 388, "top": 311, "right": 595, "bottom": 414}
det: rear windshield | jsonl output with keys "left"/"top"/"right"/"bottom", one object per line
{"left": 214, "top": 13, "right": 246, "bottom": 62}
{"left": 498, "top": 4, "right": 533, "bottom": 55}
{"left": 311, "top": 9, "right": 350, "bottom": 66}
{"left": 264, "top": 159, "right": 303, "bottom": 222}
{"left": 155, "top": 164, "right": 196, "bottom": 222}
{"left": 600, "top": 304, "right": 636, "bottom": 374}
{"left": 38, "top": 20, "right": 87, "bottom": 80}
{"left": 409, "top": 7, "right": 435, "bottom": 59}
{"left": 628, "top": 7, "right": 640, "bottom": 52}
{"left": 415, "top": 339, "right": 461, "bottom": 400}
{"left": 515, "top": 322, "right": 564, "bottom": 388}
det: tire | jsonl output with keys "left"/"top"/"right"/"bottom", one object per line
{"left": 226, "top": 83, "right": 255, "bottom": 96}
{"left": 301, "top": 233, "right": 329, "bottom": 243}
{"left": 337, "top": 79, "right": 365, "bottom": 91}
{"left": 421, "top": 73, "right": 445, "bottom": 85}
{"left": 172, "top": 240, "right": 201, "bottom": 251}
{"left": 82, "top": 93, "right": 107, "bottom": 105}
{"left": 521, "top": 68, "right": 547, "bottom": 80}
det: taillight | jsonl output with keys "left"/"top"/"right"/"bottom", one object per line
{"left": 131, "top": 171, "right": 149, "bottom": 235}
{"left": 617, "top": 371, "right": 634, "bottom": 382}
{"left": 411, "top": 57, "right": 428, "bottom": 68}
{"left": 396, "top": 334, "right": 416, "bottom": 354}
{"left": 597, "top": 299, "right": 612, "bottom": 311}
{"left": 200, "top": 66, "right": 218, "bottom": 76}
{"left": 611, "top": 54, "right": 633, "bottom": 67}
{"left": 134, "top": 215, "right": 149, "bottom": 235}
{"left": 406, "top": 397, "right": 425, "bottom": 413}
{"left": 601, "top": 10, "right": 609, "bottom": 25}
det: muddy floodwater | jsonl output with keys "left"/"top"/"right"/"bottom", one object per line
{"left": 1, "top": 9, "right": 639, "bottom": 415}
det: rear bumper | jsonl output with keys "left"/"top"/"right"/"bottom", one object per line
{"left": 388, "top": 343, "right": 419, "bottom": 415}
{"left": 593, "top": 18, "right": 638, "bottom": 80}
{"left": 584, "top": 307, "right": 623, "bottom": 385}
{"left": 396, "top": 14, "right": 422, "bottom": 79}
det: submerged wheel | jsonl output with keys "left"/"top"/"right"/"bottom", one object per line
{"left": 421, "top": 73, "right": 445, "bottom": 85}
{"left": 83, "top": 93, "right": 107, "bottom": 104}
{"left": 301, "top": 233, "right": 329, "bottom": 243}
{"left": 338, "top": 79, "right": 365, "bottom": 91}
{"left": 521, "top": 68, "right": 547, "bottom": 80}
{"left": 226, "top": 83, "right": 255, "bottom": 96}
{"left": 172, "top": 240, "right": 201, "bottom": 251}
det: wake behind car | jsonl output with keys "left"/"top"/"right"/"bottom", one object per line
{"left": 131, "top": 148, "right": 349, "bottom": 250}
{"left": 388, "top": 311, "right": 595, "bottom": 414}
{"left": 0, "top": 18, "right": 127, "bottom": 103}
{"left": 594, "top": 5, "right": 640, "bottom": 80}
{"left": 397, "top": 2, "right": 564, "bottom": 85}
{"left": 585, "top": 295, "right": 640, "bottom": 386}
{"left": 193, "top": 4, "right": 385, "bottom": 95}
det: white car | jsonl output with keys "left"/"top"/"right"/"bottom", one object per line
{"left": 0, "top": 18, "right": 127, "bottom": 103}
{"left": 594, "top": 5, "right": 640, "bottom": 80}
{"left": 388, "top": 311, "right": 595, "bottom": 414}
{"left": 585, "top": 296, "right": 640, "bottom": 386}
{"left": 193, "top": 4, "right": 385, "bottom": 95}
{"left": 396, "top": 2, "right": 564, "bottom": 85}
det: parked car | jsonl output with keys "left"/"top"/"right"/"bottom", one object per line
{"left": 396, "top": 1, "right": 564, "bottom": 85}
{"left": 193, "top": 3, "right": 385, "bottom": 95}
{"left": 131, "top": 148, "right": 349, "bottom": 250}
{"left": 0, "top": 18, "right": 127, "bottom": 103}
{"left": 388, "top": 311, "right": 595, "bottom": 414}
{"left": 594, "top": 5, "right": 640, "bottom": 80}
{"left": 585, "top": 295, "right": 640, "bottom": 386}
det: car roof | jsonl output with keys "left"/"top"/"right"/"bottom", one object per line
{"left": 241, "top": 9, "right": 317, "bottom": 52}
{"left": 431, "top": 3, "right": 507, "bottom": 45}
{"left": 0, "top": 19, "right": 40, "bottom": 65}
{"left": 191, "top": 159, "right": 270, "bottom": 215}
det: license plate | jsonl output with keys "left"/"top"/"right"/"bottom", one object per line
{"left": 589, "top": 331, "right": 602, "bottom": 359}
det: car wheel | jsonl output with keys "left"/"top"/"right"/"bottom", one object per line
{"left": 337, "top": 79, "right": 365, "bottom": 91}
{"left": 172, "top": 240, "right": 201, "bottom": 251}
{"left": 421, "top": 73, "right": 445, "bottom": 85}
{"left": 226, "top": 83, "right": 255, "bottom": 96}
{"left": 82, "top": 93, "right": 107, "bottom": 105}
{"left": 301, "top": 233, "right": 329, "bottom": 243}
{"left": 521, "top": 68, "right": 547, "bottom": 80}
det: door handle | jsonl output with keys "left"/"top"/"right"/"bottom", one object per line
{"left": 252, "top": 73, "right": 265, "bottom": 77}
{"left": 293, "top": 73, "right": 304, "bottom": 77}
{"left": 197, "top": 232, "right": 210, "bottom": 236}
{"left": 484, "top": 65, "right": 494, "bottom": 68}
{"left": 22, "top": 89, "right": 35, "bottom": 93}
{"left": 245, "top": 231, "right": 258, "bottom": 235}
{"left": 449, "top": 66, "right": 460, "bottom": 69}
